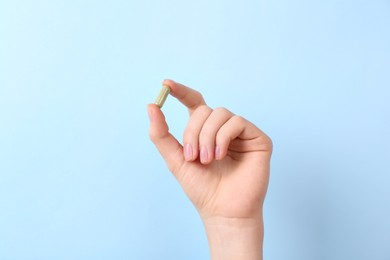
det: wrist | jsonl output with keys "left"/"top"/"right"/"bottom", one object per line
{"left": 203, "top": 215, "right": 264, "bottom": 260}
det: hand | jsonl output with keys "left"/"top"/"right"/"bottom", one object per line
{"left": 147, "top": 80, "right": 272, "bottom": 260}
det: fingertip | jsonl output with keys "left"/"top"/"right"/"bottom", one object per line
{"left": 162, "top": 79, "right": 178, "bottom": 98}
{"left": 147, "top": 103, "right": 168, "bottom": 132}
{"left": 162, "top": 79, "right": 183, "bottom": 99}
{"left": 147, "top": 103, "right": 160, "bottom": 111}
{"left": 148, "top": 106, "right": 169, "bottom": 143}
{"left": 199, "top": 146, "right": 214, "bottom": 165}
{"left": 147, "top": 103, "right": 159, "bottom": 121}
{"left": 162, "top": 79, "right": 175, "bottom": 88}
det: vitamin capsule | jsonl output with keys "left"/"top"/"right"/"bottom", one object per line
{"left": 155, "top": 85, "right": 171, "bottom": 108}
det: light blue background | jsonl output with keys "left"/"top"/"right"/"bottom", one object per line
{"left": 1, "top": 0, "right": 389, "bottom": 259}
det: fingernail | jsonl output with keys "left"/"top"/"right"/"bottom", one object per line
{"left": 185, "top": 143, "right": 193, "bottom": 161}
{"left": 215, "top": 146, "right": 220, "bottom": 160}
{"left": 200, "top": 146, "right": 208, "bottom": 164}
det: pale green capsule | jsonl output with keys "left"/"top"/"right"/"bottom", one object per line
{"left": 155, "top": 85, "right": 170, "bottom": 108}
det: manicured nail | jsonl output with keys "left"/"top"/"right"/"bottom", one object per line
{"left": 215, "top": 146, "right": 221, "bottom": 160}
{"left": 185, "top": 143, "right": 193, "bottom": 161}
{"left": 200, "top": 146, "right": 208, "bottom": 164}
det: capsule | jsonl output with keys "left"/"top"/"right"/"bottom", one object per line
{"left": 155, "top": 85, "right": 171, "bottom": 108}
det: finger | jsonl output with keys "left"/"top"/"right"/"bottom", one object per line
{"left": 163, "top": 79, "right": 206, "bottom": 115}
{"left": 183, "top": 105, "right": 213, "bottom": 162}
{"left": 215, "top": 116, "right": 272, "bottom": 160}
{"left": 198, "top": 107, "right": 235, "bottom": 164}
{"left": 147, "top": 104, "right": 184, "bottom": 177}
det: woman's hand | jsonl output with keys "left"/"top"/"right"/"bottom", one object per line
{"left": 147, "top": 80, "right": 272, "bottom": 260}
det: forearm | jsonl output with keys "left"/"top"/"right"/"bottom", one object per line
{"left": 203, "top": 216, "right": 264, "bottom": 260}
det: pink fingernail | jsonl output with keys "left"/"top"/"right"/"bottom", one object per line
{"left": 215, "top": 146, "right": 221, "bottom": 160}
{"left": 200, "top": 146, "right": 208, "bottom": 164}
{"left": 185, "top": 144, "right": 193, "bottom": 161}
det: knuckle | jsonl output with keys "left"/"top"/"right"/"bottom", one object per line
{"left": 232, "top": 115, "right": 246, "bottom": 124}
{"left": 192, "top": 104, "right": 211, "bottom": 115}
{"left": 214, "top": 106, "right": 227, "bottom": 113}
{"left": 188, "top": 91, "right": 205, "bottom": 109}
{"left": 149, "top": 130, "right": 158, "bottom": 143}
{"left": 214, "top": 107, "right": 233, "bottom": 116}
{"left": 253, "top": 130, "right": 273, "bottom": 153}
{"left": 183, "top": 126, "right": 195, "bottom": 142}
{"left": 200, "top": 104, "right": 212, "bottom": 113}
{"left": 264, "top": 134, "right": 273, "bottom": 151}
{"left": 216, "top": 132, "right": 230, "bottom": 144}
{"left": 194, "top": 90, "right": 204, "bottom": 101}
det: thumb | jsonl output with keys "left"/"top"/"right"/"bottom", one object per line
{"left": 147, "top": 104, "right": 184, "bottom": 176}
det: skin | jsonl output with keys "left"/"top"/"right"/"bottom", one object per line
{"left": 147, "top": 79, "right": 272, "bottom": 260}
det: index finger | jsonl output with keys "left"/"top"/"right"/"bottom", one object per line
{"left": 163, "top": 79, "right": 207, "bottom": 115}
